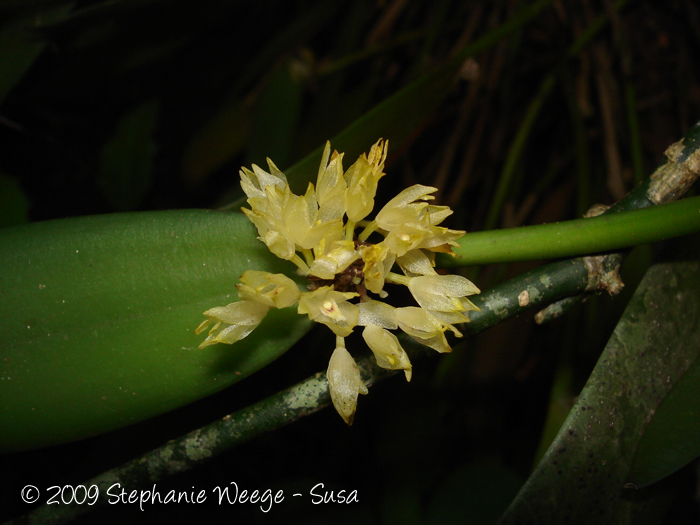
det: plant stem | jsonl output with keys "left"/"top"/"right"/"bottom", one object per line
{"left": 385, "top": 272, "right": 412, "bottom": 286}
{"left": 358, "top": 219, "right": 379, "bottom": 241}
{"left": 302, "top": 248, "right": 315, "bottom": 266}
{"left": 442, "top": 195, "right": 700, "bottom": 267}
{"left": 345, "top": 219, "right": 356, "bottom": 241}
{"left": 4, "top": 372, "right": 336, "bottom": 525}
{"left": 290, "top": 253, "right": 311, "bottom": 275}
{"left": 444, "top": 118, "right": 700, "bottom": 267}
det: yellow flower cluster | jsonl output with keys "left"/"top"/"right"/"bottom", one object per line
{"left": 196, "top": 139, "right": 480, "bottom": 424}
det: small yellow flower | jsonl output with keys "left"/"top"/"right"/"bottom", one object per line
{"left": 395, "top": 306, "right": 457, "bottom": 354}
{"left": 283, "top": 183, "right": 340, "bottom": 250}
{"left": 362, "top": 325, "right": 412, "bottom": 381}
{"left": 374, "top": 184, "right": 437, "bottom": 230}
{"left": 407, "top": 274, "right": 480, "bottom": 323}
{"left": 236, "top": 270, "right": 300, "bottom": 309}
{"left": 197, "top": 139, "right": 480, "bottom": 424}
{"left": 358, "top": 243, "right": 394, "bottom": 295}
{"left": 195, "top": 300, "right": 270, "bottom": 349}
{"left": 297, "top": 286, "right": 359, "bottom": 337}
{"left": 308, "top": 240, "right": 359, "bottom": 280}
{"left": 327, "top": 339, "right": 368, "bottom": 425}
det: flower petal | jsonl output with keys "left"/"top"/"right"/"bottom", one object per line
{"left": 344, "top": 139, "right": 388, "bottom": 223}
{"left": 242, "top": 207, "right": 296, "bottom": 261}
{"left": 397, "top": 249, "right": 437, "bottom": 276}
{"left": 316, "top": 142, "right": 347, "bottom": 223}
{"left": 395, "top": 306, "right": 458, "bottom": 353}
{"left": 239, "top": 158, "right": 288, "bottom": 200}
{"left": 357, "top": 299, "right": 398, "bottom": 329}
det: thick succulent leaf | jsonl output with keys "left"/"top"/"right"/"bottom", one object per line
{"left": 626, "top": 295, "right": 700, "bottom": 486}
{"left": 0, "top": 210, "right": 312, "bottom": 452}
{"left": 498, "top": 261, "right": 700, "bottom": 524}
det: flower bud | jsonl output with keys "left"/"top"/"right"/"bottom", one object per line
{"left": 362, "top": 325, "right": 412, "bottom": 381}
{"left": 327, "top": 345, "right": 368, "bottom": 425}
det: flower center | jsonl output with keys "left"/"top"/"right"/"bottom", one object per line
{"left": 308, "top": 239, "right": 371, "bottom": 298}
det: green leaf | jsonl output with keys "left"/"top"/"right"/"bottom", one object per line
{"left": 498, "top": 261, "right": 700, "bottom": 524}
{"left": 626, "top": 314, "right": 700, "bottom": 487}
{"left": 0, "top": 210, "right": 312, "bottom": 452}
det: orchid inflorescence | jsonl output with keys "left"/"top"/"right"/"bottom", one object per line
{"left": 195, "top": 139, "right": 480, "bottom": 424}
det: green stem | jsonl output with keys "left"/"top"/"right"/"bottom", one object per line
{"left": 290, "top": 253, "right": 311, "bottom": 275}
{"left": 4, "top": 371, "right": 336, "bottom": 525}
{"left": 358, "top": 219, "right": 379, "bottom": 241}
{"left": 442, "top": 195, "right": 700, "bottom": 267}
{"left": 345, "top": 219, "right": 356, "bottom": 241}
{"left": 302, "top": 247, "right": 315, "bottom": 266}
{"left": 385, "top": 271, "right": 413, "bottom": 286}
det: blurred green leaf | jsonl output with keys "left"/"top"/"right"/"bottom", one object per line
{"left": 499, "top": 261, "right": 700, "bottom": 524}
{"left": 0, "top": 2, "right": 74, "bottom": 105}
{"left": 0, "top": 171, "right": 29, "bottom": 227}
{"left": 98, "top": 99, "right": 159, "bottom": 211}
{"left": 247, "top": 58, "right": 304, "bottom": 170}
{"left": 181, "top": 96, "right": 251, "bottom": 185}
{"left": 181, "top": 2, "right": 340, "bottom": 188}
{"left": 427, "top": 460, "right": 524, "bottom": 525}
{"left": 0, "top": 210, "right": 312, "bottom": 452}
